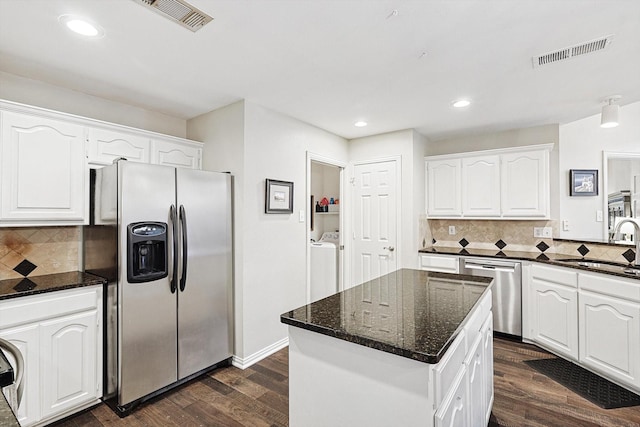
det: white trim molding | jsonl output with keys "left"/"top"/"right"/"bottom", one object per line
{"left": 232, "top": 337, "right": 289, "bottom": 370}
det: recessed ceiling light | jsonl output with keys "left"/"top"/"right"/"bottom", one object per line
{"left": 59, "top": 15, "right": 104, "bottom": 37}
{"left": 354, "top": 121, "right": 368, "bottom": 127}
{"left": 452, "top": 99, "right": 471, "bottom": 108}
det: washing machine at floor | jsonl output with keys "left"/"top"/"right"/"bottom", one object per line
{"left": 310, "top": 232, "right": 339, "bottom": 302}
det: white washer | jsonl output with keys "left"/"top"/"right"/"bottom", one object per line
{"left": 310, "top": 232, "right": 339, "bottom": 302}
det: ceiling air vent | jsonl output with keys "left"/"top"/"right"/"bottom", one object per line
{"left": 532, "top": 35, "right": 614, "bottom": 68}
{"left": 133, "top": 0, "right": 213, "bottom": 32}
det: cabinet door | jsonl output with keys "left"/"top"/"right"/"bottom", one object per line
{"left": 579, "top": 290, "right": 640, "bottom": 391}
{"left": 151, "top": 139, "right": 202, "bottom": 169}
{"left": 462, "top": 155, "right": 500, "bottom": 216}
{"left": 465, "top": 333, "right": 484, "bottom": 427}
{"left": 87, "top": 127, "right": 150, "bottom": 165}
{"left": 481, "top": 314, "right": 494, "bottom": 425}
{"left": 435, "top": 367, "right": 468, "bottom": 427}
{"left": 0, "top": 324, "right": 40, "bottom": 427}
{"left": 1, "top": 112, "right": 86, "bottom": 223}
{"left": 419, "top": 254, "right": 459, "bottom": 273}
{"left": 427, "top": 159, "right": 461, "bottom": 216}
{"left": 530, "top": 279, "right": 578, "bottom": 360}
{"left": 39, "top": 310, "right": 99, "bottom": 420}
{"left": 501, "top": 150, "right": 549, "bottom": 218}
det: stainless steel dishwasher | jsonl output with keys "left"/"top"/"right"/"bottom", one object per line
{"left": 459, "top": 257, "right": 522, "bottom": 337}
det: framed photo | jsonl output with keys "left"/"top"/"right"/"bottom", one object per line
{"left": 569, "top": 169, "right": 598, "bottom": 196}
{"left": 265, "top": 179, "right": 294, "bottom": 213}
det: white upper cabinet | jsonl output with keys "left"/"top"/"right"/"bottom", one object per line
{"left": 0, "top": 111, "right": 87, "bottom": 225}
{"left": 501, "top": 149, "right": 549, "bottom": 217}
{"left": 151, "top": 138, "right": 202, "bottom": 170}
{"left": 425, "top": 144, "right": 552, "bottom": 219}
{"left": 426, "top": 158, "right": 461, "bottom": 216}
{"left": 462, "top": 155, "right": 500, "bottom": 217}
{"left": 87, "top": 127, "right": 150, "bottom": 165}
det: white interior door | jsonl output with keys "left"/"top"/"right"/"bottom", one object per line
{"left": 351, "top": 160, "right": 398, "bottom": 287}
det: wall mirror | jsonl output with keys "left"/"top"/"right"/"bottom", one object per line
{"left": 602, "top": 151, "right": 640, "bottom": 243}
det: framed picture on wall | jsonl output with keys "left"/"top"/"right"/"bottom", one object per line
{"left": 265, "top": 179, "right": 294, "bottom": 213}
{"left": 569, "top": 169, "right": 598, "bottom": 196}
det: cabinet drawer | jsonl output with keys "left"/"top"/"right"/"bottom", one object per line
{"left": 0, "top": 287, "right": 99, "bottom": 329}
{"left": 434, "top": 330, "right": 466, "bottom": 407}
{"left": 419, "top": 254, "right": 458, "bottom": 273}
{"left": 531, "top": 264, "right": 577, "bottom": 288}
{"left": 580, "top": 272, "right": 640, "bottom": 303}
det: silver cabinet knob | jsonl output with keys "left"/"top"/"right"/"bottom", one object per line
{"left": 383, "top": 246, "right": 395, "bottom": 252}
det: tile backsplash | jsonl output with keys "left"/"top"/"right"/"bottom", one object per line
{"left": 421, "top": 219, "right": 636, "bottom": 265}
{"left": 0, "top": 227, "right": 81, "bottom": 280}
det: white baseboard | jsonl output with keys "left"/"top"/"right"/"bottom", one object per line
{"left": 232, "top": 337, "right": 289, "bottom": 369}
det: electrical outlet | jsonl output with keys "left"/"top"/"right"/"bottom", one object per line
{"left": 596, "top": 210, "right": 603, "bottom": 222}
{"left": 541, "top": 227, "right": 552, "bottom": 238}
{"left": 299, "top": 210, "right": 305, "bottom": 222}
{"left": 448, "top": 225, "right": 456, "bottom": 235}
{"left": 533, "top": 227, "right": 542, "bottom": 237}
{"left": 562, "top": 220, "right": 570, "bottom": 231}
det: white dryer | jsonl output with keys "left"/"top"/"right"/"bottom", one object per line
{"left": 310, "top": 232, "right": 339, "bottom": 302}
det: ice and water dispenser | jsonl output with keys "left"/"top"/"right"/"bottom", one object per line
{"left": 127, "top": 222, "right": 168, "bottom": 283}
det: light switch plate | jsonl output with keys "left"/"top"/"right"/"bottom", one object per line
{"left": 448, "top": 226, "right": 456, "bottom": 235}
{"left": 562, "top": 220, "right": 570, "bottom": 231}
{"left": 596, "top": 210, "right": 603, "bottom": 222}
{"left": 299, "top": 210, "right": 305, "bottom": 222}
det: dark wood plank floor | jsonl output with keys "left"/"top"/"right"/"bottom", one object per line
{"left": 53, "top": 338, "right": 640, "bottom": 427}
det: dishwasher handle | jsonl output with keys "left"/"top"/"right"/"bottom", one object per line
{"left": 463, "top": 261, "right": 517, "bottom": 273}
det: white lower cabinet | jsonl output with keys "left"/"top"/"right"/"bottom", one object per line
{"left": 0, "top": 286, "right": 102, "bottom": 426}
{"left": 465, "top": 334, "right": 484, "bottom": 427}
{"left": 529, "top": 264, "right": 578, "bottom": 360}
{"left": 527, "top": 264, "right": 640, "bottom": 394}
{"left": 435, "top": 367, "right": 468, "bottom": 427}
{"left": 578, "top": 277, "right": 640, "bottom": 391}
{"left": 481, "top": 315, "right": 494, "bottom": 424}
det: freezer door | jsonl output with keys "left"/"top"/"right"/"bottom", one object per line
{"left": 118, "top": 162, "right": 178, "bottom": 405}
{"left": 176, "top": 169, "right": 232, "bottom": 379}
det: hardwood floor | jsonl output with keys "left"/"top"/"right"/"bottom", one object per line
{"left": 53, "top": 338, "right": 640, "bottom": 427}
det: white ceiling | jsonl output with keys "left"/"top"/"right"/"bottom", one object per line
{"left": 0, "top": 0, "right": 639, "bottom": 141}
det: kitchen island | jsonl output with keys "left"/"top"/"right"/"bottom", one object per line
{"left": 281, "top": 268, "right": 494, "bottom": 427}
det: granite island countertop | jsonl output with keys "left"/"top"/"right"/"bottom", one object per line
{"left": 419, "top": 246, "right": 640, "bottom": 280}
{"left": 281, "top": 268, "right": 493, "bottom": 364}
{"left": 0, "top": 271, "right": 106, "bottom": 301}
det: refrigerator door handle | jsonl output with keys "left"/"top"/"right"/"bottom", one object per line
{"left": 169, "top": 204, "right": 178, "bottom": 294}
{"left": 179, "top": 205, "right": 188, "bottom": 292}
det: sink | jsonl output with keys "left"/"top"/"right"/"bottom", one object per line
{"left": 554, "top": 258, "right": 640, "bottom": 277}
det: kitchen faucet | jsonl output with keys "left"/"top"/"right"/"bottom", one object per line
{"left": 613, "top": 218, "right": 640, "bottom": 266}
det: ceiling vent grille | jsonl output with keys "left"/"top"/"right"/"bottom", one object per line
{"left": 532, "top": 35, "right": 614, "bottom": 68}
{"left": 133, "top": 0, "right": 213, "bottom": 32}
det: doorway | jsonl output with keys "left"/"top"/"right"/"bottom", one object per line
{"left": 307, "top": 153, "right": 345, "bottom": 304}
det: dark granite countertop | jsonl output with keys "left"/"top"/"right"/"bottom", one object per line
{"left": 419, "top": 247, "right": 640, "bottom": 281}
{"left": 281, "top": 268, "right": 493, "bottom": 364}
{"left": 0, "top": 271, "right": 106, "bottom": 301}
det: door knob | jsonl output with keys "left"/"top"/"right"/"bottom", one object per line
{"left": 383, "top": 246, "right": 395, "bottom": 252}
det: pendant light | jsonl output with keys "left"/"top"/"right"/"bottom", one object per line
{"left": 601, "top": 96, "right": 621, "bottom": 128}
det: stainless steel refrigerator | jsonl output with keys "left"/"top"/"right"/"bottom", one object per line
{"left": 84, "top": 160, "right": 232, "bottom": 415}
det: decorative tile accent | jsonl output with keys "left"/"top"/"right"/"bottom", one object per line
{"left": 432, "top": 238, "right": 437, "bottom": 245}
{"left": 459, "top": 238, "right": 469, "bottom": 248}
{"left": 495, "top": 239, "right": 507, "bottom": 250}
{"left": 496, "top": 251, "right": 506, "bottom": 257}
{"left": 13, "top": 259, "right": 37, "bottom": 276}
{"left": 622, "top": 249, "right": 637, "bottom": 264}
{"left": 13, "top": 278, "right": 37, "bottom": 292}
{"left": 577, "top": 244, "right": 590, "bottom": 257}
{"left": 536, "top": 241, "right": 550, "bottom": 252}
{"left": 459, "top": 248, "right": 470, "bottom": 255}
{"left": 537, "top": 253, "right": 550, "bottom": 261}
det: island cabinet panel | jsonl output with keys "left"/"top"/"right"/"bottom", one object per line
{"left": 529, "top": 264, "right": 578, "bottom": 361}
{"left": 435, "top": 367, "right": 468, "bottom": 427}
{"left": 481, "top": 315, "right": 494, "bottom": 424}
{"left": 464, "top": 333, "right": 484, "bottom": 427}
{"left": 0, "top": 111, "right": 87, "bottom": 225}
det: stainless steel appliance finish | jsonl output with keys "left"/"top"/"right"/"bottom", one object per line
{"left": 84, "top": 161, "right": 232, "bottom": 414}
{"left": 459, "top": 257, "right": 522, "bottom": 337}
